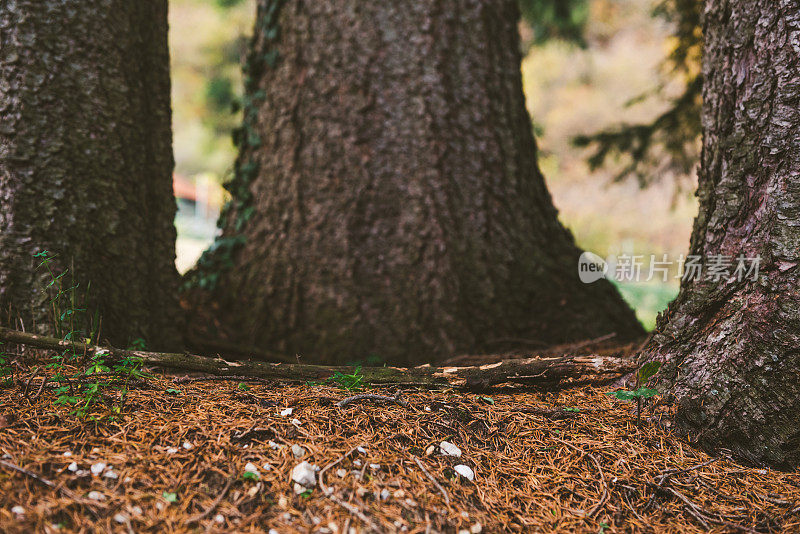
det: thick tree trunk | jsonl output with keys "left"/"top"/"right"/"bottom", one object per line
{"left": 640, "top": 0, "right": 800, "bottom": 467}
{"left": 0, "top": 1, "right": 183, "bottom": 349}
{"left": 188, "top": 0, "right": 643, "bottom": 364}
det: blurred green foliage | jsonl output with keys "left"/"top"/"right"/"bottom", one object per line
{"left": 519, "top": 0, "right": 590, "bottom": 47}
{"left": 573, "top": 0, "right": 702, "bottom": 187}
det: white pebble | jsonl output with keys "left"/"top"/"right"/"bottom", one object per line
{"left": 268, "top": 440, "right": 283, "bottom": 450}
{"left": 130, "top": 506, "right": 143, "bottom": 515}
{"left": 104, "top": 471, "right": 118, "bottom": 479}
{"left": 291, "top": 418, "right": 302, "bottom": 426}
{"left": 440, "top": 441, "right": 462, "bottom": 457}
{"left": 336, "top": 468, "right": 347, "bottom": 478}
{"left": 471, "top": 522, "right": 483, "bottom": 533}
{"left": 369, "top": 463, "right": 381, "bottom": 470}
{"left": 291, "top": 444, "right": 306, "bottom": 458}
{"left": 269, "top": 530, "right": 279, "bottom": 534}
{"left": 291, "top": 461, "right": 317, "bottom": 488}
{"left": 166, "top": 447, "right": 179, "bottom": 454}
{"left": 113, "top": 513, "right": 128, "bottom": 524}
{"left": 454, "top": 464, "right": 475, "bottom": 481}
{"left": 215, "top": 514, "right": 225, "bottom": 524}
{"left": 62, "top": 451, "right": 72, "bottom": 457}
{"left": 67, "top": 462, "right": 78, "bottom": 472}
{"left": 280, "top": 408, "right": 293, "bottom": 417}
{"left": 380, "top": 489, "right": 390, "bottom": 500}
{"left": 87, "top": 491, "right": 106, "bottom": 501}
{"left": 459, "top": 530, "right": 470, "bottom": 534}
{"left": 356, "top": 446, "right": 367, "bottom": 454}
{"left": 244, "top": 462, "right": 260, "bottom": 474}
{"left": 262, "top": 463, "right": 272, "bottom": 471}
{"left": 182, "top": 441, "right": 194, "bottom": 450}
{"left": 353, "top": 459, "right": 362, "bottom": 467}
{"left": 11, "top": 505, "right": 24, "bottom": 515}
{"left": 90, "top": 462, "right": 106, "bottom": 476}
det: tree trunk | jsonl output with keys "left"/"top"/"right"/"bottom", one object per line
{"left": 640, "top": 0, "right": 800, "bottom": 467}
{"left": 0, "top": 1, "right": 183, "bottom": 350}
{"left": 187, "top": 0, "right": 643, "bottom": 364}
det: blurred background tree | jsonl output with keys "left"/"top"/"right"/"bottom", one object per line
{"left": 169, "top": 0, "right": 701, "bottom": 329}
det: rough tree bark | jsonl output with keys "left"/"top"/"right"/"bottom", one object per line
{"left": 0, "top": 1, "right": 183, "bottom": 349}
{"left": 640, "top": 0, "right": 800, "bottom": 467}
{"left": 188, "top": 0, "right": 643, "bottom": 364}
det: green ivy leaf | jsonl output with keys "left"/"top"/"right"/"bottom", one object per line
{"left": 162, "top": 491, "right": 178, "bottom": 503}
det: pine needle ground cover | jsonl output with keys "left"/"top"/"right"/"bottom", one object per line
{"left": 1, "top": 370, "right": 799, "bottom": 533}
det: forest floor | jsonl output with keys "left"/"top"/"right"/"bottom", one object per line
{"left": 2, "top": 353, "right": 800, "bottom": 533}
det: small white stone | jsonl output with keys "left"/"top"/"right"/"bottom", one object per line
{"left": 244, "top": 462, "right": 260, "bottom": 474}
{"left": 215, "top": 514, "right": 225, "bottom": 524}
{"left": 393, "top": 489, "right": 405, "bottom": 499}
{"left": 87, "top": 491, "right": 106, "bottom": 501}
{"left": 113, "top": 513, "right": 128, "bottom": 524}
{"left": 123, "top": 477, "right": 133, "bottom": 484}
{"left": 269, "top": 530, "right": 279, "bottom": 534}
{"left": 291, "top": 444, "right": 306, "bottom": 458}
{"left": 166, "top": 447, "right": 179, "bottom": 454}
{"left": 461, "top": 511, "right": 470, "bottom": 519}
{"left": 458, "top": 530, "right": 470, "bottom": 534}
{"left": 278, "top": 495, "right": 289, "bottom": 508}
{"left": 268, "top": 440, "right": 283, "bottom": 450}
{"left": 67, "top": 462, "right": 78, "bottom": 472}
{"left": 62, "top": 451, "right": 72, "bottom": 457}
{"left": 470, "top": 522, "right": 483, "bottom": 533}
{"left": 336, "top": 468, "right": 347, "bottom": 478}
{"left": 454, "top": 464, "right": 474, "bottom": 481}
{"left": 282, "top": 512, "right": 292, "bottom": 521}
{"left": 182, "top": 441, "right": 194, "bottom": 450}
{"left": 104, "top": 471, "right": 118, "bottom": 479}
{"left": 92, "top": 447, "right": 100, "bottom": 453}
{"left": 130, "top": 506, "right": 143, "bottom": 516}
{"left": 356, "top": 446, "right": 367, "bottom": 454}
{"left": 75, "top": 469, "right": 88, "bottom": 476}
{"left": 11, "top": 505, "right": 24, "bottom": 515}
{"left": 353, "top": 459, "right": 362, "bottom": 467}
{"left": 262, "top": 463, "right": 272, "bottom": 471}
{"left": 380, "top": 489, "right": 390, "bottom": 500}
{"left": 280, "top": 408, "right": 293, "bottom": 417}
{"left": 369, "top": 463, "right": 381, "bottom": 470}
{"left": 440, "top": 441, "right": 462, "bottom": 457}
{"left": 425, "top": 445, "right": 436, "bottom": 456}
{"left": 291, "top": 461, "right": 317, "bottom": 488}
{"left": 293, "top": 482, "right": 306, "bottom": 494}
{"left": 90, "top": 462, "right": 106, "bottom": 476}
{"left": 291, "top": 418, "right": 302, "bottom": 426}
{"left": 424, "top": 406, "right": 431, "bottom": 412}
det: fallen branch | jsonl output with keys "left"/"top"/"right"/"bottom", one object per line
{"left": 0, "top": 326, "right": 636, "bottom": 391}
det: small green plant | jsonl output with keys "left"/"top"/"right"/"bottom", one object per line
{"left": 606, "top": 361, "right": 662, "bottom": 425}
{"left": 330, "top": 366, "right": 364, "bottom": 391}
{"left": 237, "top": 382, "right": 251, "bottom": 391}
{"left": 0, "top": 342, "right": 11, "bottom": 385}
{"left": 166, "top": 388, "right": 181, "bottom": 395}
{"left": 300, "top": 489, "right": 313, "bottom": 498}
{"left": 33, "top": 251, "right": 153, "bottom": 420}
{"left": 242, "top": 471, "right": 259, "bottom": 481}
{"left": 162, "top": 491, "right": 178, "bottom": 503}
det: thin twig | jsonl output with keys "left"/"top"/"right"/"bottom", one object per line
{"left": 184, "top": 475, "right": 235, "bottom": 525}
{"left": 317, "top": 445, "right": 383, "bottom": 532}
{"left": 336, "top": 393, "right": 409, "bottom": 409}
{"left": 0, "top": 458, "right": 100, "bottom": 515}
{"left": 412, "top": 456, "right": 450, "bottom": 507}
{"left": 554, "top": 438, "right": 608, "bottom": 517}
